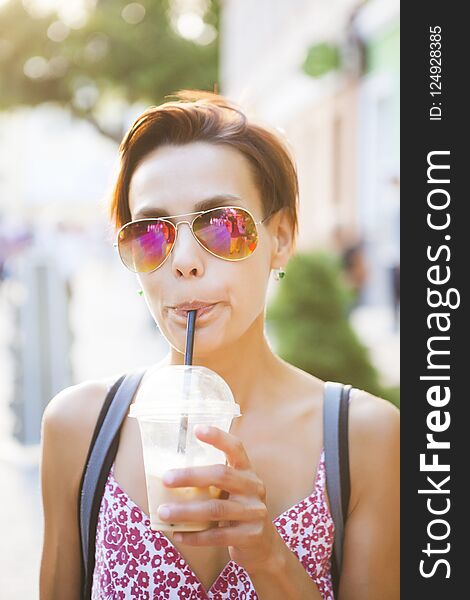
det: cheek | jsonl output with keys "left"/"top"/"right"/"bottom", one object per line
{"left": 233, "top": 263, "right": 269, "bottom": 316}
{"left": 137, "top": 277, "right": 164, "bottom": 321}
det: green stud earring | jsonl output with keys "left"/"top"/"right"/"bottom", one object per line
{"left": 273, "top": 267, "right": 286, "bottom": 281}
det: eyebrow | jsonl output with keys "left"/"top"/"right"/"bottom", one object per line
{"left": 133, "top": 194, "right": 244, "bottom": 220}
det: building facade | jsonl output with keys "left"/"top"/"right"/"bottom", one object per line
{"left": 221, "top": 0, "right": 399, "bottom": 306}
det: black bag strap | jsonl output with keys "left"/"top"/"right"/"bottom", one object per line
{"left": 79, "top": 367, "right": 147, "bottom": 599}
{"left": 323, "top": 382, "right": 352, "bottom": 598}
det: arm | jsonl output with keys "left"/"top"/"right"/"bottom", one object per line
{"left": 39, "top": 381, "right": 107, "bottom": 599}
{"left": 338, "top": 390, "right": 400, "bottom": 599}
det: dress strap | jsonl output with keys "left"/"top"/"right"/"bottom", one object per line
{"left": 323, "top": 382, "right": 352, "bottom": 597}
{"left": 79, "top": 367, "right": 147, "bottom": 599}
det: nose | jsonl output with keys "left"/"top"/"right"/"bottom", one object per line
{"left": 170, "top": 221, "right": 205, "bottom": 278}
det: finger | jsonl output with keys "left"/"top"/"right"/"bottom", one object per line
{"left": 162, "top": 464, "right": 263, "bottom": 497}
{"left": 194, "top": 425, "right": 251, "bottom": 470}
{"left": 172, "top": 522, "right": 262, "bottom": 547}
{"left": 158, "top": 499, "right": 267, "bottom": 523}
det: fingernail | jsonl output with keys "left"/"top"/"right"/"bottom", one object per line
{"left": 196, "top": 425, "right": 210, "bottom": 436}
{"left": 163, "top": 471, "right": 175, "bottom": 485}
{"left": 158, "top": 505, "right": 171, "bottom": 520}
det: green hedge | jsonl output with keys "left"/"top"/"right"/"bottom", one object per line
{"left": 267, "top": 252, "right": 400, "bottom": 407}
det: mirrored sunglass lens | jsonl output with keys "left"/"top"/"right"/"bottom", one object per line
{"left": 118, "top": 220, "right": 174, "bottom": 272}
{"left": 193, "top": 208, "right": 258, "bottom": 259}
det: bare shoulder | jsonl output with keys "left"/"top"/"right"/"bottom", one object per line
{"left": 43, "top": 376, "right": 117, "bottom": 435}
{"left": 348, "top": 387, "right": 400, "bottom": 441}
{"left": 41, "top": 375, "right": 119, "bottom": 487}
{"left": 348, "top": 388, "right": 400, "bottom": 511}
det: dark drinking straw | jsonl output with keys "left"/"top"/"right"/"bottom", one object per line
{"left": 185, "top": 309, "right": 196, "bottom": 365}
{"left": 177, "top": 309, "right": 197, "bottom": 454}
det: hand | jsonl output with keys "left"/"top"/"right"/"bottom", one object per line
{"left": 158, "top": 425, "right": 282, "bottom": 572}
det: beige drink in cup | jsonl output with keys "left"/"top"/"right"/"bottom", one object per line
{"left": 129, "top": 365, "right": 241, "bottom": 532}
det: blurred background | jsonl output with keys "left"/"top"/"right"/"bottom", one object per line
{"left": 0, "top": 0, "right": 399, "bottom": 596}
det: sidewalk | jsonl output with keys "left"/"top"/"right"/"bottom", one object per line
{"left": 0, "top": 444, "right": 42, "bottom": 599}
{"left": 0, "top": 284, "right": 42, "bottom": 600}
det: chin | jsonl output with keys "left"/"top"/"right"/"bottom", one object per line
{"left": 184, "top": 330, "right": 227, "bottom": 354}
{"left": 163, "top": 321, "right": 235, "bottom": 358}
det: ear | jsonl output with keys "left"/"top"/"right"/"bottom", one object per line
{"left": 269, "top": 207, "right": 295, "bottom": 269}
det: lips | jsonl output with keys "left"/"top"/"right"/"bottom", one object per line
{"left": 169, "top": 301, "right": 219, "bottom": 321}
{"left": 172, "top": 301, "right": 217, "bottom": 311}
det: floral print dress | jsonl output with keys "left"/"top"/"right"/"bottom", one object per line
{"left": 91, "top": 448, "right": 335, "bottom": 599}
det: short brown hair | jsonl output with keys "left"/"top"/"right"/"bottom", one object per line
{"left": 109, "top": 90, "right": 299, "bottom": 245}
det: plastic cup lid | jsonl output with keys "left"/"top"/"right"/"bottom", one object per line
{"left": 129, "top": 365, "right": 241, "bottom": 420}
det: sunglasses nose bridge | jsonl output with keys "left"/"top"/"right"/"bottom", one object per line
{"left": 169, "top": 218, "right": 199, "bottom": 255}
{"left": 173, "top": 218, "right": 196, "bottom": 240}
{"left": 174, "top": 218, "right": 192, "bottom": 229}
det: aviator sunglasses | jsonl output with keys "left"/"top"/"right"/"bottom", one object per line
{"left": 114, "top": 205, "right": 273, "bottom": 273}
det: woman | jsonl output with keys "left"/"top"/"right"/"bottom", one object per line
{"left": 40, "top": 91, "right": 399, "bottom": 599}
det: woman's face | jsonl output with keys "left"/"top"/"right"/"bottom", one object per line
{"left": 128, "top": 141, "right": 288, "bottom": 357}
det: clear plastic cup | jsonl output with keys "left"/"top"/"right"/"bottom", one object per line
{"left": 129, "top": 365, "right": 241, "bottom": 532}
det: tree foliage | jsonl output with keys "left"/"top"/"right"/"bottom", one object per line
{"left": 0, "top": 0, "right": 219, "bottom": 141}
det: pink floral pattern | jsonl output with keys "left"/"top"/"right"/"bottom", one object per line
{"left": 92, "top": 449, "right": 334, "bottom": 599}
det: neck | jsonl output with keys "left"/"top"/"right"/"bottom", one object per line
{"left": 161, "top": 312, "right": 287, "bottom": 413}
